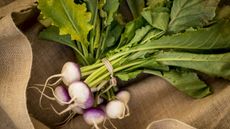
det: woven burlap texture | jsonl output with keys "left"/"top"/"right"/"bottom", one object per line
{"left": 1, "top": 1, "right": 230, "bottom": 129}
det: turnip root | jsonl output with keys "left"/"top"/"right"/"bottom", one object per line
{"left": 116, "top": 90, "right": 130, "bottom": 104}
{"left": 30, "top": 84, "right": 74, "bottom": 106}
{"left": 116, "top": 90, "right": 131, "bottom": 117}
{"left": 105, "top": 100, "right": 126, "bottom": 119}
{"left": 55, "top": 86, "right": 71, "bottom": 106}
{"left": 28, "top": 85, "right": 71, "bottom": 105}
{"left": 83, "top": 108, "right": 105, "bottom": 129}
{"left": 68, "top": 81, "right": 94, "bottom": 109}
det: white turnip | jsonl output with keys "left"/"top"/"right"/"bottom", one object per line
{"left": 83, "top": 108, "right": 105, "bottom": 129}
{"left": 68, "top": 81, "right": 94, "bottom": 109}
{"left": 105, "top": 100, "right": 125, "bottom": 119}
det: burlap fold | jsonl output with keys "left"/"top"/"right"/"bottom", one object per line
{"left": 1, "top": 0, "right": 230, "bottom": 129}
{"left": 0, "top": 14, "right": 33, "bottom": 129}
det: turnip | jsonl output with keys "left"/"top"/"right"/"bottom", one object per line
{"left": 116, "top": 90, "right": 130, "bottom": 104}
{"left": 54, "top": 86, "right": 71, "bottom": 106}
{"left": 39, "top": 62, "right": 81, "bottom": 108}
{"left": 105, "top": 100, "right": 126, "bottom": 119}
{"left": 98, "top": 105, "right": 117, "bottom": 129}
{"left": 116, "top": 90, "right": 130, "bottom": 117}
{"left": 68, "top": 81, "right": 94, "bottom": 109}
{"left": 49, "top": 81, "right": 94, "bottom": 116}
{"left": 83, "top": 108, "right": 105, "bottom": 129}
{"left": 61, "top": 62, "right": 81, "bottom": 85}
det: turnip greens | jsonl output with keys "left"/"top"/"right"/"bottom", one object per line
{"left": 35, "top": 0, "right": 230, "bottom": 127}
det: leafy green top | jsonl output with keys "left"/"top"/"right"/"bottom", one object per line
{"left": 37, "top": 0, "right": 230, "bottom": 99}
{"left": 38, "top": 0, "right": 93, "bottom": 45}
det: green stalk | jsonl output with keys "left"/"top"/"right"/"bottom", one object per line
{"left": 88, "top": 60, "right": 145, "bottom": 87}
{"left": 89, "top": 17, "right": 98, "bottom": 57}
{"left": 100, "top": 26, "right": 111, "bottom": 54}
{"left": 90, "top": 16, "right": 101, "bottom": 58}
{"left": 81, "top": 62, "right": 104, "bottom": 72}
{"left": 76, "top": 41, "right": 83, "bottom": 53}
{"left": 81, "top": 70, "right": 95, "bottom": 77}
{"left": 84, "top": 56, "right": 124, "bottom": 83}
{"left": 74, "top": 51, "right": 87, "bottom": 66}
{"left": 96, "top": 24, "right": 110, "bottom": 59}
{"left": 81, "top": 43, "right": 89, "bottom": 59}
{"left": 70, "top": 42, "right": 89, "bottom": 65}
{"left": 94, "top": 16, "right": 101, "bottom": 55}
{"left": 109, "top": 46, "right": 155, "bottom": 61}
{"left": 96, "top": 19, "right": 104, "bottom": 59}
{"left": 89, "top": 31, "right": 95, "bottom": 56}
{"left": 107, "top": 90, "right": 111, "bottom": 101}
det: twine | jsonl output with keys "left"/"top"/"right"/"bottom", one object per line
{"left": 102, "top": 58, "right": 117, "bottom": 86}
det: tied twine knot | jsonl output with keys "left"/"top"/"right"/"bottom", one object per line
{"left": 102, "top": 58, "right": 117, "bottom": 86}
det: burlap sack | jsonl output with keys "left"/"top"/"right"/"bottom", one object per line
{"left": 1, "top": 0, "right": 230, "bottom": 129}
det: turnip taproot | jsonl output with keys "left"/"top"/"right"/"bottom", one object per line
{"left": 28, "top": 85, "right": 71, "bottom": 106}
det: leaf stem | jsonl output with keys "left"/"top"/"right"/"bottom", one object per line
{"left": 81, "top": 62, "right": 104, "bottom": 72}
{"left": 87, "top": 60, "right": 145, "bottom": 87}
{"left": 84, "top": 56, "right": 124, "bottom": 83}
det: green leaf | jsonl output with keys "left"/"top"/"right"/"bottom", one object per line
{"left": 39, "top": 26, "right": 88, "bottom": 65}
{"left": 39, "top": 26, "right": 75, "bottom": 47}
{"left": 161, "top": 70, "right": 211, "bottom": 99}
{"left": 146, "top": 21, "right": 230, "bottom": 50}
{"left": 145, "top": 69, "right": 211, "bottom": 98}
{"left": 155, "top": 51, "right": 230, "bottom": 80}
{"left": 146, "top": 0, "right": 166, "bottom": 9}
{"left": 85, "top": 0, "right": 98, "bottom": 25}
{"left": 98, "top": 0, "right": 107, "bottom": 18}
{"left": 38, "top": 0, "right": 93, "bottom": 45}
{"left": 116, "top": 70, "right": 142, "bottom": 81}
{"left": 127, "top": 50, "right": 153, "bottom": 60}
{"left": 168, "top": 0, "right": 220, "bottom": 33}
{"left": 129, "top": 25, "right": 152, "bottom": 46}
{"left": 141, "top": 29, "right": 165, "bottom": 44}
{"left": 105, "top": 22, "right": 124, "bottom": 48}
{"left": 118, "top": 17, "right": 145, "bottom": 47}
{"left": 141, "top": 7, "right": 170, "bottom": 31}
{"left": 124, "top": 58, "right": 169, "bottom": 72}
{"left": 143, "top": 69, "right": 163, "bottom": 77}
{"left": 126, "top": 0, "right": 145, "bottom": 18}
{"left": 102, "top": 0, "right": 119, "bottom": 26}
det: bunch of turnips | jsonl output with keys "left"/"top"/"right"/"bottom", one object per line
{"left": 30, "top": 62, "right": 130, "bottom": 128}
{"left": 34, "top": 0, "right": 230, "bottom": 128}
